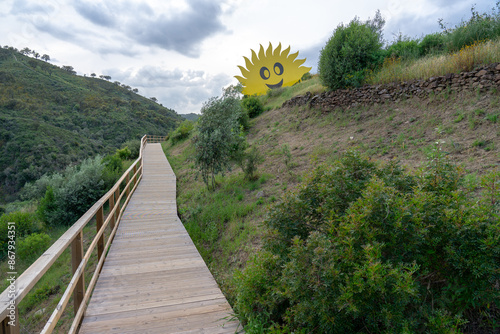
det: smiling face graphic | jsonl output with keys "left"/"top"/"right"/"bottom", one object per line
{"left": 235, "top": 43, "right": 312, "bottom": 96}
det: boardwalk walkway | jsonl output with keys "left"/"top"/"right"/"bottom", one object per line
{"left": 79, "top": 143, "right": 240, "bottom": 333}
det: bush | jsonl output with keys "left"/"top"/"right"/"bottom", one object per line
{"left": 170, "top": 120, "right": 194, "bottom": 144}
{"left": 442, "top": 4, "right": 500, "bottom": 52}
{"left": 242, "top": 97, "right": 264, "bottom": 118}
{"left": 318, "top": 11, "right": 385, "bottom": 90}
{"left": 0, "top": 211, "right": 41, "bottom": 259}
{"left": 419, "top": 32, "right": 446, "bottom": 56}
{"left": 121, "top": 139, "right": 141, "bottom": 159}
{"left": 386, "top": 34, "right": 421, "bottom": 60}
{"left": 17, "top": 232, "right": 51, "bottom": 261}
{"left": 235, "top": 149, "right": 500, "bottom": 333}
{"left": 37, "top": 156, "right": 105, "bottom": 226}
{"left": 116, "top": 146, "right": 131, "bottom": 160}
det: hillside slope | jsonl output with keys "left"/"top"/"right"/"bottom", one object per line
{"left": 0, "top": 47, "right": 182, "bottom": 201}
{"left": 163, "top": 83, "right": 499, "bottom": 330}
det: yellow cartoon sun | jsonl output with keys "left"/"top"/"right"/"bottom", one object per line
{"left": 235, "top": 42, "right": 312, "bottom": 96}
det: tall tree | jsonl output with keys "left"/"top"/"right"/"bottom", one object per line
{"left": 41, "top": 54, "right": 50, "bottom": 62}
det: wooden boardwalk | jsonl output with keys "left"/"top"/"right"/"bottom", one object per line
{"left": 79, "top": 143, "right": 240, "bottom": 333}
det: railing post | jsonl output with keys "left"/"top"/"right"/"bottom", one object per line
{"left": 109, "top": 193, "right": 115, "bottom": 230}
{"left": 71, "top": 231, "right": 85, "bottom": 315}
{"left": 133, "top": 164, "right": 138, "bottom": 185}
{"left": 1, "top": 308, "right": 19, "bottom": 334}
{"left": 114, "top": 188, "right": 120, "bottom": 221}
{"left": 126, "top": 172, "right": 131, "bottom": 197}
{"left": 96, "top": 206, "right": 104, "bottom": 261}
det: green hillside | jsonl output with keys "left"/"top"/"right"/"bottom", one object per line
{"left": 0, "top": 47, "right": 182, "bottom": 201}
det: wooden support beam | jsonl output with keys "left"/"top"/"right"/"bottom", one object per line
{"left": 71, "top": 232, "right": 85, "bottom": 314}
{"left": 109, "top": 193, "right": 115, "bottom": 230}
{"left": 96, "top": 206, "right": 104, "bottom": 260}
{"left": 0, "top": 307, "right": 19, "bottom": 334}
{"left": 114, "top": 188, "right": 120, "bottom": 223}
{"left": 126, "top": 173, "right": 131, "bottom": 197}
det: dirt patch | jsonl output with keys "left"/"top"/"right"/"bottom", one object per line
{"left": 249, "top": 89, "right": 499, "bottom": 181}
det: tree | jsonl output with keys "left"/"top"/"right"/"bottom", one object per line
{"left": 318, "top": 10, "right": 385, "bottom": 89}
{"left": 150, "top": 97, "right": 158, "bottom": 102}
{"left": 61, "top": 65, "right": 76, "bottom": 74}
{"left": 20, "top": 47, "right": 31, "bottom": 55}
{"left": 193, "top": 90, "right": 244, "bottom": 189}
{"left": 33, "top": 51, "right": 40, "bottom": 59}
{"left": 132, "top": 88, "right": 138, "bottom": 93}
{"left": 41, "top": 54, "right": 50, "bottom": 62}
{"left": 90, "top": 73, "right": 96, "bottom": 78}
{"left": 103, "top": 75, "right": 111, "bottom": 81}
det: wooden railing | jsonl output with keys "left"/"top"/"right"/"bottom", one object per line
{"left": 0, "top": 134, "right": 166, "bottom": 334}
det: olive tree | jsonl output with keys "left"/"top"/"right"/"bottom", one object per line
{"left": 194, "top": 90, "right": 244, "bottom": 189}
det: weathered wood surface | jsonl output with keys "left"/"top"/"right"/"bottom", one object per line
{"left": 79, "top": 144, "right": 240, "bottom": 333}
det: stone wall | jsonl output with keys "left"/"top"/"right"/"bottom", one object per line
{"left": 282, "top": 63, "right": 500, "bottom": 110}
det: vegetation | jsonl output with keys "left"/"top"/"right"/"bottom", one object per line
{"left": 318, "top": 11, "right": 385, "bottom": 89}
{"left": 234, "top": 150, "right": 499, "bottom": 332}
{"left": 0, "top": 46, "right": 182, "bottom": 201}
{"left": 193, "top": 89, "right": 246, "bottom": 189}
{"left": 2, "top": 4, "right": 500, "bottom": 333}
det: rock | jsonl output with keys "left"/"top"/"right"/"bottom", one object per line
{"left": 34, "top": 308, "right": 46, "bottom": 317}
{"left": 256, "top": 191, "right": 265, "bottom": 199}
{"left": 476, "top": 69, "right": 488, "bottom": 77}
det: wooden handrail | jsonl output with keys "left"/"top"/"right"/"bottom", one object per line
{"left": 0, "top": 134, "right": 165, "bottom": 333}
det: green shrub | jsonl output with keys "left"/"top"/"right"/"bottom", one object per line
{"left": 36, "top": 157, "right": 105, "bottom": 226}
{"left": 242, "top": 146, "right": 264, "bottom": 180}
{"left": 442, "top": 4, "right": 500, "bottom": 52}
{"left": 116, "top": 146, "right": 131, "bottom": 160}
{"left": 318, "top": 11, "right": 385, "bottom": 90}
{"left": 419, "top": 32, "right": 446, "bottom": 55}
{"left": 386, "top": 34, "right": 421, "bottom": 60}
{"left": 0, "top": 211, "right": 40, "bottom": 259}
{"left": 17, "top": 232, "right": 51, "bottom": 261}
{"left": 242, "top": 97, "right": 264, "bottom": 118}
{"left": 235, "top": 149, "right": 500, "bottom": 333}
{"left": 121, "top": 139, "right": 141, "bottom": 159}
{"left": 171, "top": 120, "right": 194, "bottom": 144}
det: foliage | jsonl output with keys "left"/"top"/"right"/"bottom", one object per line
{"left": 0, "top": 211, "right": 40, "bottom": 259}
{"left": 121, "top": 139, "right": 141, "bottom": 159}
{"left": 242, "top": 146, "right": 264, "bottom": 180}
{"left": 193, "top": 91, "right": 244, "bottom": 189}
{"left": 318, "top": 11, "right": 385, "bottom": 90}
{"left": 441, "top": 4, "right": 500, "bottom": 52}
{"left": 33, "top": 156, "right": 105, "bottom": 226}
{"left": 242, "top": 97, "right": 264, "bottom": 118}
{"left": 419, "top": 32, "right": 446, "bottom": 56}
{"left": 171, "top": 120, "right": 194, "bottom": 144}
{"left": 386, "top": 34, "right": 421, "bottom": 60}
{"left": 235, "top": 149, "right": 500, "bottom": 333}
{"left": 0, "top": 46, "right": 182, "bottom": 201}
{"left": 17, "top": 232, "right": 51, "bottom": 261}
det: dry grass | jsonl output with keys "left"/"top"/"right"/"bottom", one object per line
{"left": 368, "top": 39, "right": 500, "bottom": 84}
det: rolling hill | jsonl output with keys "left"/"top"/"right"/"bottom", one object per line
{"left": 0, "top": 46, "right": 183, "bottom": 201}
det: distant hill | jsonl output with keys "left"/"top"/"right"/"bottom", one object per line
{"left": 180, "top": 113, "right": 199, "bottom": 122}
{"left": 0, "top": 46, "right": 183, "bottom": 201}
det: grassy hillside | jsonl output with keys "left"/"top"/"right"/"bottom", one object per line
{"left": 0, "top": 46, "right": 182, "bottom": 201}
{"left": 163, "top": 76, "right": 499, "bottom": 332}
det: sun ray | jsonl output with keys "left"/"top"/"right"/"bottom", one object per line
{"left": 235, "top": 43, "right": 312, "bottom": 96}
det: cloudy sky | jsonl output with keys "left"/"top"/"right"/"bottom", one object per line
{"left": 0, "top": 0, "right": 494, "bottom": 114}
